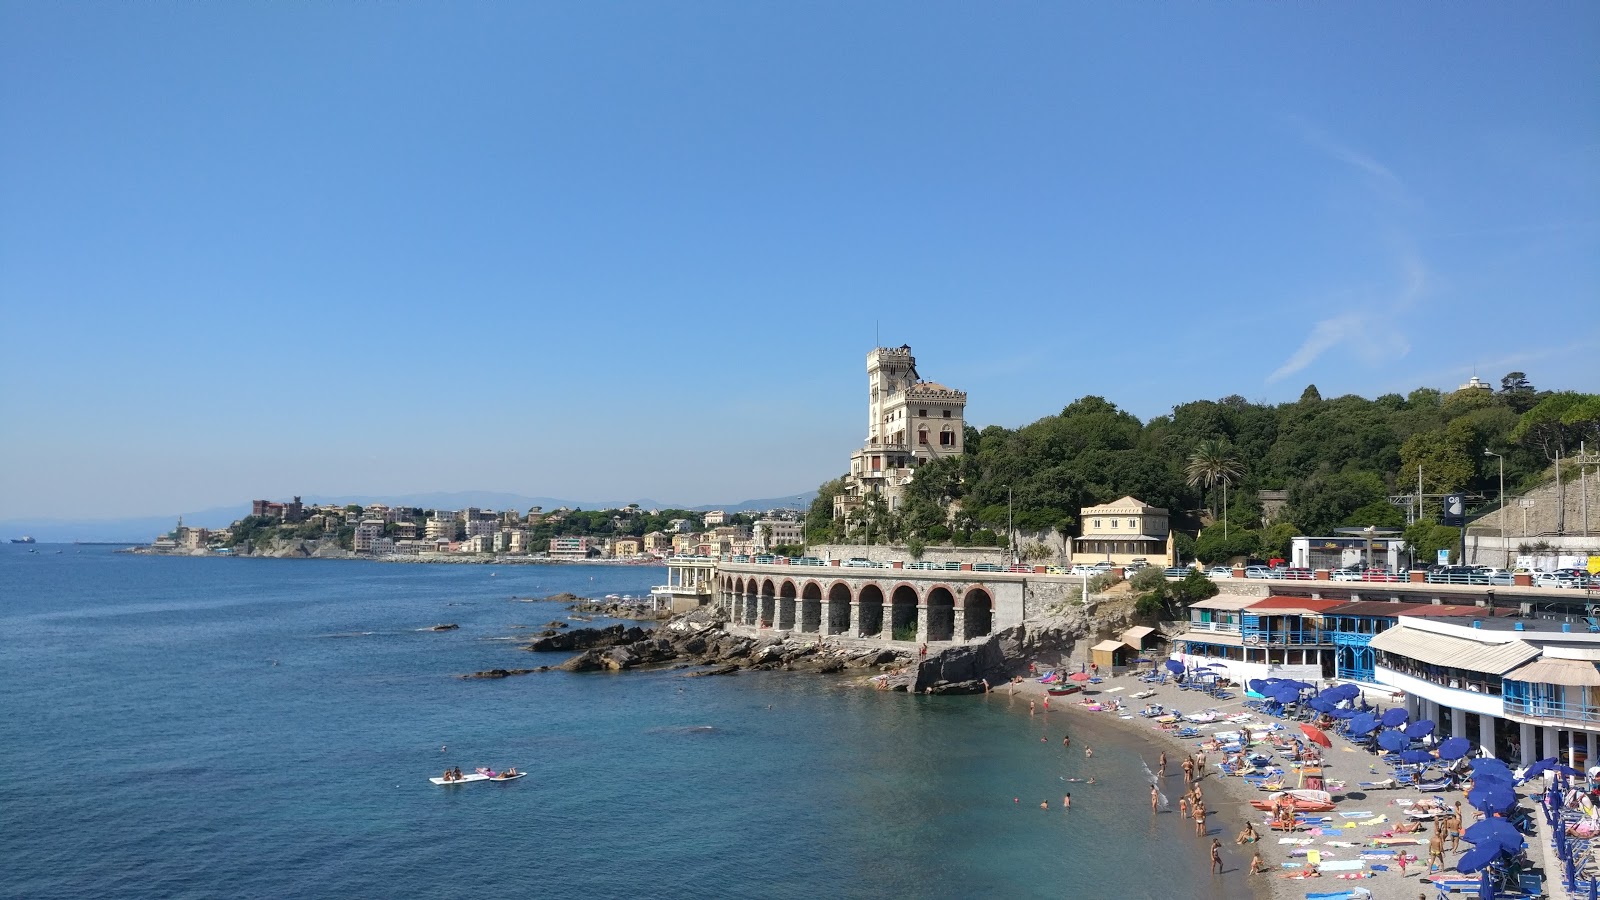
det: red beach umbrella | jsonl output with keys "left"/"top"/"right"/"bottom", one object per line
{"left": 1069, "top": 672, "right": 1092, "bottom": 682}
{"left": 1299, "top": 723, "right": 1332, "bottom": 748}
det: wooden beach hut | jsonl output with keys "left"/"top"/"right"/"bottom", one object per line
{"left": 1119, "top": 625, "right": 1160, "bottom": 653}
{"left": 1091, "top": 639, "right": 1135, "bottom": 671}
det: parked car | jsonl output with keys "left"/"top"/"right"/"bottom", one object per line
{"left": 1163, "top": 567, "right": 1190, "bottom": 578}
{"left": 1208, "top": 566, "right": 1232, "bottom": 579}
{"left": 1070, "top": 564, "right": 1097, "bottom": 576}
{"left": 1281, "top": 567, "right": 1314, "bottom": 580}
{"left": 1045, "top": 565, "right": 1070, "bottom": 575}
{"left": 1331, "top": 567, "right": 1363, "bottom": 582}
{"left": 1244, "top": 565, "right": 1272, "bottom": 579}
{"left": 1535, "top": 572, "right": 1577, "bottom": 589}
{"left": 972, "top": 562, "right": 1005, "bottom": 572}
{"left": 844, "top": 558, "right": 873, "bottom": 568}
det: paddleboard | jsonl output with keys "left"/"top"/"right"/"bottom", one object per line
{"left": 431, "top": 773, "right": 490, "bottom": 785}
{"left": 488, "top": 773, "right": 526, "bottom": 782}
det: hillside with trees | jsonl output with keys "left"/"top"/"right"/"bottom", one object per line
{"left": 807, "top": 373, "right": 1600, "bottom": 565}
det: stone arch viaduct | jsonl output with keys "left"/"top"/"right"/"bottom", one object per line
{"left": 714, "top": 562, "right": 1027, "bottom": 645}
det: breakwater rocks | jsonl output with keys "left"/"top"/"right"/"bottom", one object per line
{"left": 571, "top": 598, "right": 670, "bottom": 621}
{"left": 518, "top": 606, "right": 912, "bottom": 676}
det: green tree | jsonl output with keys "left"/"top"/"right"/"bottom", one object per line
{"left": 1284, "top": 471, "right": 1385, "bottom": 536}
{"left": 1184, "top": 438, "right": 1244, "bottom": 520}
{"left": 1342, "top": 500, "right": 1406, "bottom": 529}
{"left": 1405, "top": 518, "right": 1460, "bottom": 566}
{"left": 1511, "top": 392, "right": 1597, "bottom": 462}
{"left": 1261, "top": 522, "right": 1301, "bottom": 560}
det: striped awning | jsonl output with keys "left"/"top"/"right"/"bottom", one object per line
{"left": 1367, "top": 625, "right": 1539, "bottom": 675}
{"left": 1505, "top": 658, "right": 1600, "bottom": 687}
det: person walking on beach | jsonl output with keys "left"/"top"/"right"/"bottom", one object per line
{"left": 1194, "top": 802, "right": 1207, "bottom": 837}
{"left": 1178, "top": 794, "right": 1189, "bottom": 819}
{"left": 1151, "top": 785, "right": 1159, "bottom": 811}
{"left": 1029, "top": 701, "right": 1036, "bottom": 717}
{"left": 1182, "top": 756, "right": 1195, "bottom": 784}
{"left": 1427, "top": 828, "right": 1445, "bottom": 873}
{"left": 1249, "top": 851, "right": 1266, "bottom": 875}
{"left": 1158, "top": 751, "right": 1167, "bottom": 779}
{"left": 1210, "top": 838, "right": 1223, "bottom": 874}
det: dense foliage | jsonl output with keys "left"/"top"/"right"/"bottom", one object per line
{"left": 824, "top": 373, "right": 1599, "bottom": 563}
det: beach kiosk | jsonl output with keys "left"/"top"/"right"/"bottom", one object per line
{"left": 1091, "top": 639, "right": 1135, "bottom": 672}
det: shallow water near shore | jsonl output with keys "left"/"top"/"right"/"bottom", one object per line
{"left": 3, "top": 547, "right": 1244, "bottom": 899}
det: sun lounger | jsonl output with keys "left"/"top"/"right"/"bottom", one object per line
{"left": 1337, "top": 811, "right": 1373, "bottom": 819}
{"left": 1304, "top": 889, "right": 1371, "bottom": 900}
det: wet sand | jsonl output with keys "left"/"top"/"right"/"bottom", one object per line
{"left": 994, "top": 669, "right": 1530, "bottom": 900}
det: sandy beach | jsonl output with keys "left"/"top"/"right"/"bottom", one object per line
{"left": 995, "top": 668, "right": 1550, "bottom": 900}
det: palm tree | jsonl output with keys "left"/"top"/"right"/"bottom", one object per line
{"left": 1185, "top": 439, "right": 1245, "bottom": 532}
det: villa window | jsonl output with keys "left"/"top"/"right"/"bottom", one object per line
{"left": 943, "top": 410, "right": 951, "bottom": 418}
{"left": 939, "top": 430, "right": 953, "bottom": 446}
{"left": 1094, "top": 519, "right": 1101, "bottom": 528}
{"left": 1128, "top": 519, "right": 1136, "bottom": 528}
{"left": 918, "top": 409, "right": 927, "bottom": 417}
{"left": 1111, "top": 520, "right": 1118, "bottom": 528}
{"left": 918, "top": 429, "right": 928, "bottom": 444}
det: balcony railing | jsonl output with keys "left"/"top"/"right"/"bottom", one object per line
{"left": 1185, "top": 621, "right": 1241, "bottom": 634}
{"left": 1503, "top": 696, "right": 1600, "bottom": 727}
{"left": 1241, "top": 629, "right": 1329, "bottom": 646}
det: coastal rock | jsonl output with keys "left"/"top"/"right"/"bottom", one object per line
{"left": 557, "top": 650, "right": 607, "bottom": 672}
{"left": 664, "top": 605, "right": 727, "bottom": 634}
{"left": 913, "top": 641, "right": 1007, "bottom": 692}
{"left": 682, "top": 664, "right": 741, "bottom": 677}
{"left": 526, "top": 624, "right": 650, "bottom": 653}
{"left": 543, "top": 620, "right": 569, "bottom": 629}
{"left": 461, "top": 668, "right": 537, "bottom": 679}
{"left": 429, "top": 623, "right": 459, "bottom": 631}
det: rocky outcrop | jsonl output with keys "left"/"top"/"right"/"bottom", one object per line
{"left": 461, "top": 668, "right": 543, "bottom": 679}
{"left": 572, "top": 598, "right": 671, "bottom": 621}
{"left": 526, "top": 624, "right": 650, "bottom": 653}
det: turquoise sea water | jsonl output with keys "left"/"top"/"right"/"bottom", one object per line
{"left": 3, "top": 547, "right": 1246, "bottom": 899}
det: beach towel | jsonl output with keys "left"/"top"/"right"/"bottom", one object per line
{"left": 1291, "top": 848, "right": 1332, "bottom": 857}
{"left": 1307, "top": 850, "right": 1322, "bottom": 867}
{"left": 1317, "top": 860, "right": 1365, "bottom": 872}
{"left": 1357, "top": 816, "right": 1387, "bottom": 826}
{"left": 1323, "top": 841, "right": 1359, "bottom": 847}
{"left": 1304, "top": 890, "right": 1371, "bottom": 900}
{"left": 1279, "top": 838, "right": 1313, "bottom": 845}
{"left": 1370, "top": 837, "right": 1421, "bottom": 845}
{"left": 1338, "top": 811, "right": 1374, "bottom": 819}
{"left": 1357, "top": 849, "right": 1396, "bottom": 858}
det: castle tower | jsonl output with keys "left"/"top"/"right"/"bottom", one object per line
{"left": 836, "top": 345, "right": 966, "bottom": 522}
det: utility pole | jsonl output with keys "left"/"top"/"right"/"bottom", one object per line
{"left": 1007, "top": 486, "right": 1015, "bottom": 567}
{"left": 1485, "top": 449, "right": 1505, "bottom": 568}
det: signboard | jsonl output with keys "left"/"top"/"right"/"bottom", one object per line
{"left": 1437, "top": 549, "right": 1451, "bottom": 566}
{"left": 1441, "top": 494, "right": 1466, "bottom": 527}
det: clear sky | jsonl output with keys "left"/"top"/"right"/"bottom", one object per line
{"left": 2, "top": 3, "right": 1597, "bottom": 520}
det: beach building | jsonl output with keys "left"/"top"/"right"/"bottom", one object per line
{"left": 753, "top": 518, "right": 803, "bottom": 551}
{"left": 833, "top": 345, "right": 967, "bottom": 522}
{"left": 612, "top": 538, "right": 641, "bottom": 558}
{"left": 1171, "top": 596, "right": 1340, "bottom": 685}
{"left": 643, "top": 531, "right": 671, "bottom": 556}
{"left": 548, "top": 536, "right": 594, "bottom": 559}
{"left": 703, "top": 510, "right": 727, "bottom": 527}
{"left": 1072, "top": 496, "right": 1172, "bottom": 567}
{"left": 1290, "top": 535, "right": 1408, "bottom": 572}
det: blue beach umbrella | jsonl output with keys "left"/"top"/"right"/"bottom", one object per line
{"left": 1270, "top": 686, "right": 1302, "bottom": 704}
{"left": 1378, "top": 729, "right": 1411, "bottom": 752}
{"left": 1329, "top": 708, "right": 1358, "bottom": 720}
{"left": 1324, "top": 683, "right": 1361, "bottom": 701}
{"left": 1308, "top": 697, "right": 1336, "bottom": 713}
{"left": 1521, "top": 759, "right": 1554, "bottom": 782}
{"left": 1469, "top": 784, "right": 1517, "bottom": 813}
{"left": 1349, "top": 713, "right": 1379, "bottom": 735}
{"left": 1456, "top": 843, "right": 1502, "bottom": 874}
{"left": 1165, "top": 659, "right": 1185, "bottom": 675}
{"left": 1471, "top": 758, "right": 1514, "bottom": 773}
{"left": 1555, "top": 764, "right": 1584, "bottom": 777}
{"left": 1280, "top": 679, "right": 1314, "bottom": 692}
{"left": 1474, "top": 769, "right": 1514, "bottom": 786}
{"left": 1481, "top": 867, "right": 1497, "bottom": 900}
{"left": 1404, "top": 720, "right": 1436, "bottom": 739}
{"left": 1465, "top": 818, "right": 1523, "bottom": 847}
{"left": 1398, "top": 749, "right": 1435, "bottom": 764}
{"left": 1381, "top": 707, "right": 1410, "bottom": 728}
{"left": 1437, "top": 737, "right": 1472, "bottom": 761}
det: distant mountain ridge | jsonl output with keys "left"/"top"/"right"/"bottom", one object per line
{"left": 0, "top": 490, "right": 817, "bottom": 543}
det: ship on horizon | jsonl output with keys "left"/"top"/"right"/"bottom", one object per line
{"left": 10, "top": 536, "right": 36, "bottom": 544}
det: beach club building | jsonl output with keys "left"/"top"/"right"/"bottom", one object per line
{"left": 1368, "top": 613, "right": 1600, "bottom": 768}
{"left": 1178, "top": 592, "right": 1600, "bottom": 767}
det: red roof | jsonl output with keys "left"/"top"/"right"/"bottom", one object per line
{"left": 1249, "top": 597, "right": 1347, "bottom": 613}
{"left": 1312, "top": 600, "right": 1514, "bottom": 619}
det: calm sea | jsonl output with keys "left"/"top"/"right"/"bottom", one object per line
{"left": 2, "top": 546, "right": 1243, "bottom": 899}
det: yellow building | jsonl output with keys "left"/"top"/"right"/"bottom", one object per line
{"left": 612, "top": 538, "right": 641, "bottom": 558}
{"left": 1074, "top": 496, "right": 1173, "bottom": 567}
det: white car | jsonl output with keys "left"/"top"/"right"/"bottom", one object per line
{"left": 1331, "top": 568, "right": 1363, "bottom": 582}
{"left": 1535, "top": 572, "right": 1577, "bottom": 589}
{"left": 1207, "top": 566, "right": 1232, "bottom": 578}
{"left": 1069, "top": 564, "right": 1098, "bottom": 576}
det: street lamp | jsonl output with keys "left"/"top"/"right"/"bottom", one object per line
{"left": 798, "top": 497, "right": 807, "bottom": 559}
{"left": 1007, "top": 486, "right": 1015, "bottom": 567}
{"left": 1484, "top": 450, "right": 1505, "bottom": 568}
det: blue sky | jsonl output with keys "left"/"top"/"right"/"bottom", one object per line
{"left": 2, "top": 3, "right": 1596, "bottom": 520}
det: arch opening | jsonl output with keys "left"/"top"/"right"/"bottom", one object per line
{"left": 759, "top": 580, "right": 775, "bottom": 628}
{"left": 962, "top": 588, "right": 993, "bottom": 640}
{"left": 890, "top": 585, "right": 919, "bottom": 642}
{"left": 777, "top": 581, "right": 797, "bottom": 631}
{"left": 799, "top": 583, "right": 822, "bottom": 633}
{"left": 826, "top": 583, "right": 853, "bottom": 635}
{"left": 857, "top": 584, "right": 884, "bottom": 638}
{"left": 926, "top": 587, "right": 955, "bottom": 642}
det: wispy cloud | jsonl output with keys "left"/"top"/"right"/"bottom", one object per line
{"left": 1267, "top": 249, "right": 1426, "bottom": 383}
{"left": 1290, "top": 116, "right": 1407, "bottom": 193}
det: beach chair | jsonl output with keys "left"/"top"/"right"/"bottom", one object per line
{"left": 1586, "top": 616, "right": 1600, "bottom": 634}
